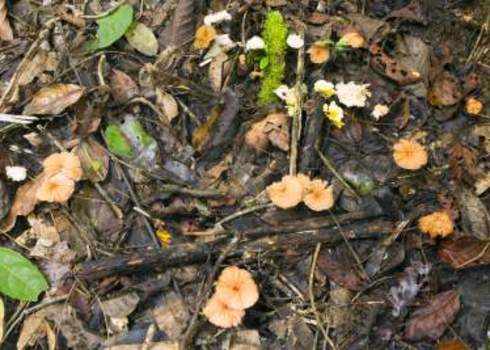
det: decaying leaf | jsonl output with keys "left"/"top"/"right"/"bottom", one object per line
{"left": 17, "top": 311, "right": 47, "bottom": 350}
{"left": 386, "top": 0, "right": 428, "bottom": 25}
{"left": 471, "top": 124, "right": 490, "bottom": 153}
{"left": 110, "top": 69, "right": 139, "bottom": 103}
{"left": 448, "top": 142, "right": 478, "bottom": 181}
{"left": 18, "top": 47, "right": 58, "bottom": 86}
{"left": 0, "top": 0, "right": 13, "bottom": 41}
{"left": 369, "top": 44, "right": 422, "bottom": 85}
{"left": 23, "top": 84, "right": 84, "bottom": 115}
{"left": 457, "top": 187, "right": 490, "bottom": 240}
{"left": 245, "top": 112, "right": 290, "bottom": 152}
{"left": 156, "top": 88, "right": 179, "bottom": 123}
{"left": 209, "top": 51, "right": 229, "bottom": 92}
{"left": 125, "top": 22, "right": 159, "bottom": 56}
{"left": 428, "top": 71, "right": 462, "bottom": 107}
{"left": 71, "top": 101, "right": 102, "bottom": 137}
{"left": 1, "top": 178, "right": 43, "bottom": 232}
{"left": 405, "top": 290, "right": 460, "bottom": 341}
{"left": 438, "top": 238, "right": 490, "bottom": 269}
{"left": 229, "top": 329, "right": 261, "bottom": 350}
{"left": 151, "top": 292, "right": 189, "bottom": 339}
{"left": 169, "top": 0, "right": 195, "bottom": 46}
{"left": 74, "top": 137, "right": 110, "bottom": 182}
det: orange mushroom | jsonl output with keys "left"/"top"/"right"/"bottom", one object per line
{"left": 340, "top": 31, "right": 365, "bottom": 48}
{"left": 307, "top": 42, "right": 330, "bottom": 64}
{"left": 296, "top": 173, "right": 312, "bottom": 190}
{"left": 194, "top": 25, "right": 217, "bottom": 49}
{"left": 303, "top": 179, "right": 334, "bottom": 211}
{"left": 266, "top": 175, "right": 304, "bottom": 209}
{"left": 418, "top": 211, "right": 454, "bottom": 238}
{"left": 202, "top": 294, "right": 245, "bottom": 328}
{"left": 36, "top": 173, "right": 75, "bottom": 203}
{"left": 392, "top": 138, "right": 428, "bottom": 170}
{"left": 215, "top": 266, "right": 259, "bottom": 310}
{"left": 42, "top": 152, "right": 83, "bottom": 181}
{"left": 465, "top": 97, "right": 483, "bottom": 115}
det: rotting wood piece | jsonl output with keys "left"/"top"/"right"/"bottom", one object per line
{"left": 76, "top": 219, "right": 394, "bottom": 281}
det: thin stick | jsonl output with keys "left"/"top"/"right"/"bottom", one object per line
{"left": 308, "top": 243, "right": 338, "bottom": 350}
{"left": 289, "top": 29, "right": 305, "bottom": 175}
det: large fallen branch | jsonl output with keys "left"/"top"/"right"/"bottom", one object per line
{"left": 76, "top": 218, "right": 394, "bottom": 281}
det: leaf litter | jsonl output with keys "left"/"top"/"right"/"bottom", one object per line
{"left": 0, "top": 0, "right": 489, "bottom": 349}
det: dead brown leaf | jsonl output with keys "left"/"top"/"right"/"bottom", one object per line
{"left": 405, "top": 290, "right": 460, "bottom": 341}
{"left": 245, "top": 112, "right": 290, "bottom": 152}
{"left": 1, "top": 177, "right": 43, "bottom": 232}
{"left": 438, "top": 238, "right": 490, "bottom": 269}
{"left": 110, "top": 69, "right": 139, "bottom": 103}
{"left": 70, "top": 101, "right": 102, "bottom": 137}
{"left": 448, "top": 142, "right": 478, "bottom": 181}
{"left": 23, "top": 84, "right": 84, "bottom": 115}
{"left": 369, "top": 43, "right": 422, "bottom": 85}
{"left": 428, "top": 71, "right": 462, "bottom": 107}
{"left": 155, "top": 88, "right": 179, "bottom": 123}
{"left": 457, "top": 187, "right": 490, "bottom": 240}
{"left": 18, "top": 48, "right": 58, "bottom": 86}
{"left": 0, "top": 0, "right": 13, "bottom": 41}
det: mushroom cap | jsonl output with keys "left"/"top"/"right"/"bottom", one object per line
{"left": 43, "top": 152, "right": 83, "bottom": 181}
{"left": 296, "top": 173, "right": 312, "bottom": 190}
{"left": 36, "top": 173, "right": 75, "bottom": 203}
{"left": 392, "top": 139, "right": 428, "bottom": 170}
{"left": 418, "top": 211, "right": 454, "bottom": 238}
{"left": 341, "top": 32, "right": 365, "bottom": 48}
{"left": 194, "top": 25, "right": 217, "bottom": 49}
{"left": 215, "top": 266, "right": 259, "bottom": 310}
{"left": 303, "top": 179, "right": 334, "bottom": 211}
{"left": 202, "top": 294, "right": 245, "bottom": 328}
{"left": 307, "top": 44, "right": 330, "bottom": 64}
{"left": 465, "top": 98, "right": 483, "bottom": 115}
{"left": 266, "top": 175, "right": 304, "bottom": 209}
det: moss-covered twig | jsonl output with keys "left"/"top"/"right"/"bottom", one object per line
{"left": 258, "top": 11, "right": 288, "bottom": 106}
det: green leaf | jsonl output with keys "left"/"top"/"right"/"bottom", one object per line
{"left": 88, "top": 4, "right": 134, "bottom": 51}
{"left": 104, "top": 124, "right": 134, "bottom": 158}
{"left": 259, "top": 56, "right": 269, "bottom": 70}
{"left": 0, "top": 248, "right": 48, "bottom": 302}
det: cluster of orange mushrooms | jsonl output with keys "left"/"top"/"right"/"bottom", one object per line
{"left": 203, "top": 266, "right": 259, "bottom": 328}
{"left": 36, "top": 152, "right": 83, "bottom": 203}
{"left": 266, "top": 174, "right": 334, "bottom": 211}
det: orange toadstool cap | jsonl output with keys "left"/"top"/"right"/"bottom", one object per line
{"left": 36, "top": 173, "right": 75, "bottom": 203}
{"left": 42, "top": 152, "right": 83, "bottom": 181}
{"left": 303, "top": 179, "right": 334, "bottom": 211}
{"left": 307, "top": 43, "right": 330, "bottom": 64}
{"left": 194, "top": 25, "right": 217, "bottom": 49}
{"left": 340, "top": 32, "right": 365, "bottom": 48}
{"left": 266, "top": 175, "right": 304, "bottom": 209}
{"left": 202, "top": 294, "right": 245, "bottom": 328}
{"left": 465, "top": 97, "right": 483, "bottom": 115}
{"left": 418, "top": 211, "right": 454, "bottom": 238}
{"left": 392, "top": 138, "right": 428, "bottom": 170}
{"left": 215, "top": 266, "right": 259, "bottom": 310}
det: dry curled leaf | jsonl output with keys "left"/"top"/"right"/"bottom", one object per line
{"left": 428, "top": 71, "right": 462, "bottom": 107}
{"left": 1, "top": 178, "right": 43, "bottom": 232}
{"left": 169, "top": 0, "right": 195, "bottom": 46}
{"left": 438, "top": 238, "right": 490, "bottom": 269}
{"left": 18, "top": 48, "right": 58, "bottom": 86}
{"left": 245, "top": 112, "right": 290, "bottom": 152}
{"left": 369, "top": 44, "right": 421, "bottom": 85}
{"left": 110, "top": 69, "right": 139, "bottom": 103}
{"left": 448, "top": 142, "right": 478, "bottom": 181}
{"left": 23, "top": 84, "right": 84, "bottom": 115}
{"left": 405, "top": 290, "right": 460, "bottom": 341}
{"left": 0, "top": 0, "right": 13, "bottom": 41}
{"left": 156, "top": 88, "right": 179, "bottom": 123}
